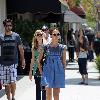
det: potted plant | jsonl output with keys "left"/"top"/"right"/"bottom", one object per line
{"left": 95, "top": 55, "right": 100, "bottom": 79}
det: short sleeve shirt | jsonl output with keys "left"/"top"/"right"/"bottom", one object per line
{"left": 0, "top": 32, "right": 22, "bottom": 65}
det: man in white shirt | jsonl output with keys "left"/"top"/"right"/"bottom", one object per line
{"left": 42, "top": 25, "right": 52, "bottom": 45}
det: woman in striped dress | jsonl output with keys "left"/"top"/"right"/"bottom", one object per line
{"left": 38, "top": 28, "right": 66, "bottom": 100}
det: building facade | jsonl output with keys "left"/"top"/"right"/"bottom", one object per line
{"left": 0, "top": 0, "right": 62, "bottom": 33}
{"left": 0, "top": 0, "right": 6, "bottom": 33}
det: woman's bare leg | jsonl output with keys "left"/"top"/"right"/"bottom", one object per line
{"left": 82, "top": 75, "right": 85, "bottom": 83}
{"left": 46, "top": 87, "right": 52, "bottom": 100}
{"left": 53, "top": 88, "right": 60, "bottom": 100}
{"left": 85, "top": 74, "right": 88, "bottom": 84}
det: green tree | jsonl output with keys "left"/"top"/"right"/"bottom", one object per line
{"left": 68, "top": 0, "right": 80, "bottom": 7}
{"left": 81, "top": 0, "right": 96, "bottom": 28}
{"left": 68, "top": 0, "right": 96, "bottom": 28}
{"left": 13, "top": 19, "right": 48, "bottom": 44}
{"left": 14, "top": 19, "right": 34, "bottom": 43}
{"left": 75, "top": 0, "right": 81, "bottom": 6}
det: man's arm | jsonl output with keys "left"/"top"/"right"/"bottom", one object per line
{"left": 18, "top": 45, "right": 25, "bottom": 68}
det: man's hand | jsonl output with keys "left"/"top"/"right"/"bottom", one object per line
{"left": 21, "top": 59, "right": 25, "bottom": 69}
{"left": 18, "top": 45, "right": 25, "bottom": 69}
{"left": 29, "top": 71, "right": 32, "bottom": 81}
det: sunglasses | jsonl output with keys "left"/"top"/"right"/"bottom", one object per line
{"left": 36, "top": 34, "right": 43, "bottom": 36}
{"left": 5, "top": 25, "right": 12, "bottom": 27}
{"left": 52, "top": 33, "right": 60, "bottom": 36}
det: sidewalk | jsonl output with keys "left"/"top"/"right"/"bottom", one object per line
{"left": 64, "top": 61, "right": 100, "bottom": 100}
{"left": 0, "top": 61, "right": 100, "bottom": 100}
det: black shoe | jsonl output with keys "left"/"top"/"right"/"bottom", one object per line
{"left": 71, "top": 59, "right": 74, "bottom": 62}
{"left": 78, "top": 82, "right": 84, "bottom": 85}
{"left": 84, "top": 83, "right": 88, "bottom": 85}
{"left": 12, "top": 98, "right": 15, "bottom": 100}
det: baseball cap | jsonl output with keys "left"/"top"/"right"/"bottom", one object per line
{"left": 42, "top": 25, "right": 48, "bottom": 31}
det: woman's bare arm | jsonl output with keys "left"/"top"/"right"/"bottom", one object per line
{"left": 38, "top": 48, "right": 44, "bottom": 74}
{"left": 30, "top": 48, "right": 34, "bottom": 72}
{"left": 29, "top": 48, "right": 34, "bottom": 80}
{"left": 62, "top": 47, "right": 66, "bottom": 70}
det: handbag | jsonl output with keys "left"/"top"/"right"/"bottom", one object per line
{"left": 78, "top": 51, "right": 87, "bottom": 58}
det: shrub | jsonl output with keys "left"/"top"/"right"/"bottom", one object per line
{"left": 95, "top": 55, "right": 100, "bottom": 74}
{"left": 13, "top": 19, "right": 47, "bottom": 44}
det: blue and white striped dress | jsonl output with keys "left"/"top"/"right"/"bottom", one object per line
{"left": 41, "top": 44, "right": 66, "bottom": 88}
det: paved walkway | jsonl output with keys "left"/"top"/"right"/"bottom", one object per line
{"left": 0, "top": 61, "right": 100, "bottom": 100}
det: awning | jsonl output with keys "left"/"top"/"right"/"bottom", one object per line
{"left": 6, "top": 0, "right": 62, "bottom": 22}
{"left": 33, "top": 12, "right": 63, "bottom": 23}
{"left": 64, "top": 10, "right": 86, "bottom": 23}
{"left": 70, "top": 6, "right": 86, "bottom": 18}
{"left": 6, "top": 0, "right": 61, "bottom": 14}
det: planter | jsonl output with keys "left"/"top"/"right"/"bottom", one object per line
{"left": 95, "top": 55, "right": 100, "bottom": 79}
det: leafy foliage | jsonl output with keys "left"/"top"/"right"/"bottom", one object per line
{"left": 68, "top": 0, "right": 96, "bottom": 28}
{"left": 95, "top": 56, "right": 100, "bottom": 73}
{"left": 68, "top": 0, "right": 80, "bottom": 7}
{"left": 81, "top": 0, "right": 96, "bottom": 28}
{"left": 14, "top": 19, "right": 34, "bottom": 43}
{"left": 13, "top": 19, "right": 46, "bottom": 44}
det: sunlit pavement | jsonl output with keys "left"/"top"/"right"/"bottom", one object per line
{"left": 0, "top": 52, "right": 100, "bottom": 100}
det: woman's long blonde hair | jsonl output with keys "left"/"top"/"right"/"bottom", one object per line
{"left": 32, "top": 30, "right": 43, "bottom": 50}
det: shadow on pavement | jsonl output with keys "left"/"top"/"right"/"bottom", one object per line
{"left": 67, "top": 68, "right": 79, "bottom": 70}
{"left": 17, "top": 75, "right": 24, "bottom": 81}
{"left": 68, "top": 63, "right": 77, "bottom": 65}
{"left": 0, "top": 89, "right": 5, "bottom": 98}
{"left": 67, "top": 62, "right": 79, "bottom": 70}
{"left": 65, "top": 78, "right": 100, "bottom": 86}
{"left": 88, "top": 71, "right": 99, "bottom": 73}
